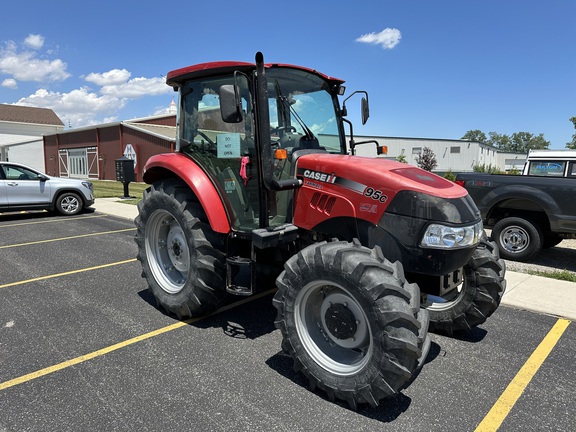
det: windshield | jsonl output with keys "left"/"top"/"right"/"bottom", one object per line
{"left": 266, "top": 68, "right": 344, "bottom": 154}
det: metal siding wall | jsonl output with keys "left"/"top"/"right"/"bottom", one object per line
{"left": 123, "top": 128, "right": 173, "bottom": 182}
{"left": 351, "top": 136, "right": 504, "bottom": 173}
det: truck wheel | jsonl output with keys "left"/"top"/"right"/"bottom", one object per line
{"left": 56, "top": 192, "right": 83, "bottom": 215}
{"left": 135, "top": 179, "right": 227, "bottom": 318}
{"left": 273, "top": 240, "right": 428, "bottom": 409}
{"left": 492, "top": 216, "right": 542, "bottom": 261}
{"left": 424, "top": 238, "right": 506, "bottom": 335}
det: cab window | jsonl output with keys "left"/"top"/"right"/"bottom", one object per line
{"left": 527, "top": 160, "right": 566, "bottom": 176}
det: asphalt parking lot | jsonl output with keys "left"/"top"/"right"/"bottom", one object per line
{"left": 1, "top": 211, "right": 574, "bottom": 432}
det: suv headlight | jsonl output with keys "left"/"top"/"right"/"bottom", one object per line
{"left": 420, "top": 221, "right": 483, "bottom": 249}
{"left": 82, "top": 181, "right": 93, "bottom": 191}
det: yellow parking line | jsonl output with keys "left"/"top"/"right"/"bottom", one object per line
{"left": 475, "top": 318, "right": 571, "bottom": 431}
{"left": 0, "top": 258, "right": 137, "bottom": 289}
{"left": 0, "top": 228, "right": 135, "bottom": 250}
{"left": 0, "top": 214, "right": 109, "bottom": 228}
{"left": 0, "top": 288, "right": 276, "bottom": 392}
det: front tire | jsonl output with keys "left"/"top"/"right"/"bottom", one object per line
{"left": 492, "top": 216, "right": 542, "bottom": 261}
{"left": 56, "top": 192, "right": 83, "bottom": 215}
{"left": 273, "top": 240, "right": 429, "bottom": 409}
{"left": 423, "top": 238, "right": 506, "bottom": 335}
{"left": 135, "top": 179, "right": 227, "bottom": 318}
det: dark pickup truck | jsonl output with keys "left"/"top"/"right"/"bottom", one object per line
{"left": 455, "top": 172, "right": 576, "bottom": 261}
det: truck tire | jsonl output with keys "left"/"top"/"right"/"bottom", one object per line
{"left": 273, "top": 240, "right": 429, "bottom": 409}
{"left": 424, "top": 238, "right": 506, "bottom": 335}
{"left": 56, "top": 192, "right": 83, "bottom": 215}
{"left": 135, "top": 179, "right": 227, "bottom": 318}
{"left": 492, "top": 216, "right": 542, "bottom": 261}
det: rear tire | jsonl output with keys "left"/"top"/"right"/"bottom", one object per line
{"left": 273, "top": 240, "right": 429, "bottom": 409}
{"left": 135, "top": 179, "right": 227, "bottom": 318}
{"left": 492, "top": 216, "right": 542, "bottom": 261}
{"left": 424, "top": 238, "right": 506, "bottom": 335}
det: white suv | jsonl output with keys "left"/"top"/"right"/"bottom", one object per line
{"left": 0, "top": 162, "right": 94, "bottom": 216}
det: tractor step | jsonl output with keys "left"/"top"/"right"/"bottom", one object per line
{"left": 252, "top": 223, "right": 298, "bottom": 249}
{"left": 226, "top": 256, "right": 253, "bottom": 296}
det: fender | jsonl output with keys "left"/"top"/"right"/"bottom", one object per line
{"left": 481, "top": 184, "right": 560, "bottom": 226}
{"left": 142, "top": 153, "right": 231, "bottom": 234}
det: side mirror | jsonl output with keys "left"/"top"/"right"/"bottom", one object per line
{"left": 219, "top": 84, "right": 243, "bottom": 123}
{"left": 361, "top": 97, "right": 369, "bottom": 125}
{"left": 37, "top": 174, "right": 49, "bottom": 181}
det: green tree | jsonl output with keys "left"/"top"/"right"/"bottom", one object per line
{"left": 567, "top": 117, "right": 576, "bottom": 149}
{"left": 486, "top": 132, "right": 511, "bottom": 150}
{"left": 461, "top": 130, "right": 487, "bottom": 143}
{"left": 416, "top": 147, "right": 437, "bottom": 171}
{"left": 510, "top": 132, "right": 550, "bottom": 153}
{"left": 483, "top": 131, "right": 549, "bottom": 152}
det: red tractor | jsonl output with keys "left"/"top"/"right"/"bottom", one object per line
{"left": 135, "top": 52, "right": 506, "bottom": 409}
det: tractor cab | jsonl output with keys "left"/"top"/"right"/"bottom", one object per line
{"left": 168, "top": 56, "right": 347, "bottom": 232}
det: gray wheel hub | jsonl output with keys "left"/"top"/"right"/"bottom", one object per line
{"left": 500, "top": 225, "right": 529, "bottom": 253}
{"left": 166, "top": 224, "right": 189, "bottom": 273}
{"left": 61, "top": 196, "right": 79, "bottom": 213}
{"left": 295, "top": 282, "right": 372, "bottom": 375}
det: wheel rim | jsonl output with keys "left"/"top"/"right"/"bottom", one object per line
{"left": 499, "top": 225, "right": 529, "bottom": 254}
{"left": 61, "top": 196, "right": 80, "bottom": 213}
{"left": 145, "top": 209, "right": 190, "bottom": 294}
{"left": 424, "top": 281, "right": 465, "bottom": 311}
{"left": 294, "top": 280, "right": 372, "bottom": 376}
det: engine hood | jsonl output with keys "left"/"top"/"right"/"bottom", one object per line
{"left": 296, "top": 153, "right": 466, "bottom": 197}
{"left": 293, "top": 153, "right": 476, "bottom": 227}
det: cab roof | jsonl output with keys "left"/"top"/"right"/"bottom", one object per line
{"left": 166, "top": 61, "right": 344, "bottom": 89}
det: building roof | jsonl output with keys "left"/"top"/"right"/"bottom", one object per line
{"left": 0, "top": 104, "right": 64, "bottom": 126}
{"left": 124, "top": 122, "right": 176, "bottom": 141}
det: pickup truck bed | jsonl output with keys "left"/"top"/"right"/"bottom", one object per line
{"left": 455, "top": 172, "right": 576, "bottom": 261}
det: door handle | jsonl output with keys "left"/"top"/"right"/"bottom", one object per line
{"left": 7, "top": 182, "right": 18, "bottom": 186}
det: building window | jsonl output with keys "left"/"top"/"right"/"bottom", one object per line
{"left": 450, "top": 146, "right": 460, "bottom": 154}
{"left": 412, "top": 147, "right": 422, "bottom": 154}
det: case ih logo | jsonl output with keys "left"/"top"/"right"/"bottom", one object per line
{"left": 302, "top": 169, "right": 337, "bottom": 184}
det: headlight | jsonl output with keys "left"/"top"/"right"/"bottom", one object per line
{"left": 82, "top": 181, "right": 93, "bottom": 191}
{"left": 420, "top": 221, "right": 483, "bottom": 249}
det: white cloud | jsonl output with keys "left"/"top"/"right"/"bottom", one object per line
{"left": 1, "top": 35, "right": 172, "bottom": 128}
{"left": 24, "top": 34, "right": 44, "bottom": 50}
{"left": 84, "top": 69, "right": 131, "bottom": 86}
{"left": 0, "top": 39, "right": 70, "bottom": 82}
{"left": 99, "top": 76, "right": 172, "bottom": 98}
{"left": 2, "top": 78, "right": 17, "bottom": 89}
{"left": 16, "top": 87, "right": 126, "bottom": 128}
{"left": 356, "top": 28, "right": 402, "bottom": 49}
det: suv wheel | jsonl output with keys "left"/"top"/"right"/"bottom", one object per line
{"left": 56, "top": 192, "right": 83, "bottom": 215}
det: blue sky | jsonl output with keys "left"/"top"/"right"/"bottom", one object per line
{"left": 1, "top": 0, "right": 574, "bottom": 149}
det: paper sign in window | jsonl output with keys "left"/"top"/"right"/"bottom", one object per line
{"left": 217, "top": 133, "right": 241, "bottom": 158}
